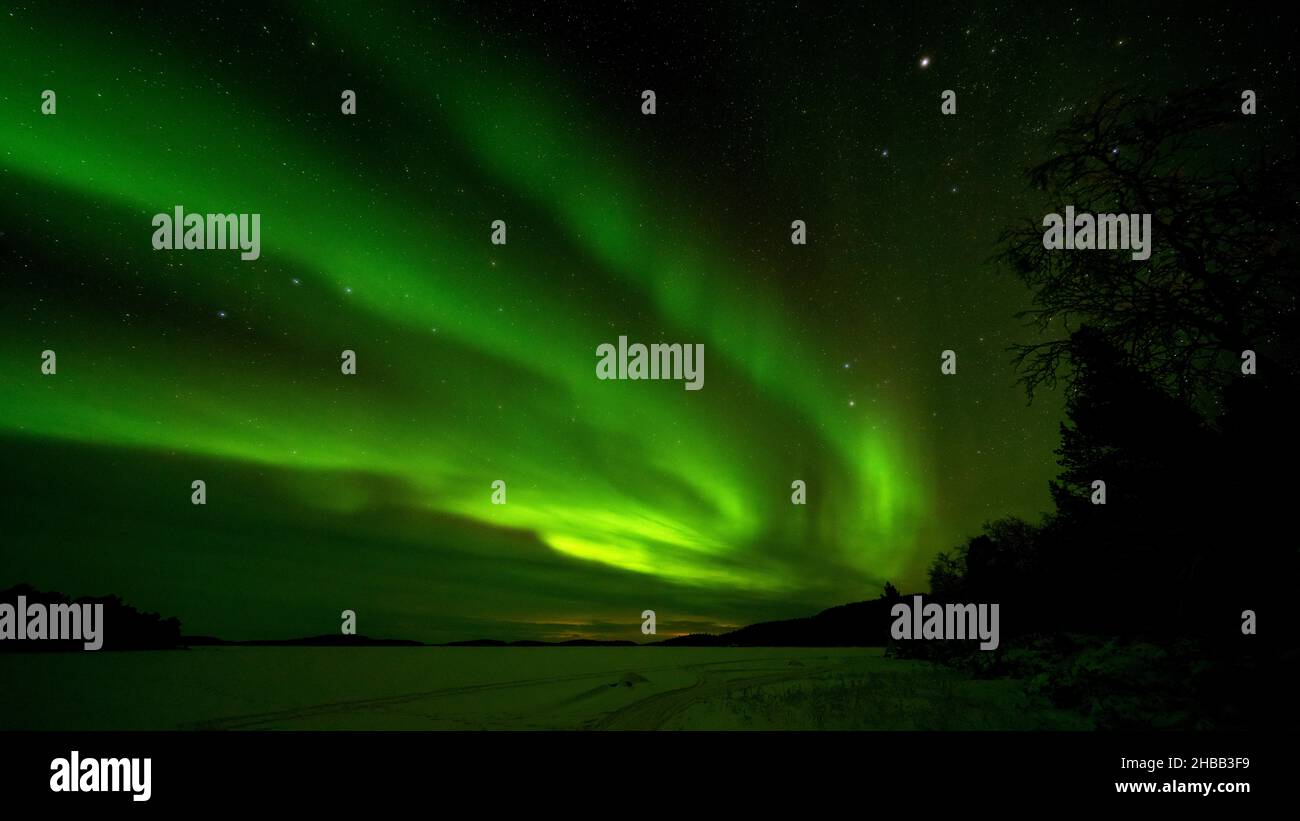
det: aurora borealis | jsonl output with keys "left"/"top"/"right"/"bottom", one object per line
{"left": 2, "top": 2, "right": 1287, "bottom": 642}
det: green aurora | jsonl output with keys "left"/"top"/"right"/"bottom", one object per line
{"left": 3, "top": 2, "right": 1268, "bottom": 641}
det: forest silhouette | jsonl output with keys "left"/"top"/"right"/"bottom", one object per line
{"left": 0, "top": 583, "right": 182, "bottom": 651}
{"left": 901, "top": 85, "right": 1298, "bottom": 728}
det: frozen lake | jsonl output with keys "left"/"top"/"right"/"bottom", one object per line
{"left": 0, "top": 646, "right": 1087, "bottom": 730}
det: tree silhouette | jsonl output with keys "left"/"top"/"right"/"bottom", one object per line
{"left": 997, "top": 86, "right": 1300, "bottom": 413}
{"left": 917, "top": 84, "right": 1299, "bottom": 729}
{"left": 0, "top": 583, "right": 183, "bottom": 651}
{"left": 932, "top": 85, "right": 1300, "bottom": 640}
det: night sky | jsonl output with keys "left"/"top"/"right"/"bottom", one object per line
{"left": 1, "top": 2, "right": 1292, "bottom": 641}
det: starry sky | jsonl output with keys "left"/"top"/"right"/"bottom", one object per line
{"left": 1, "top": 2, "right": 1292, "bottom": 641}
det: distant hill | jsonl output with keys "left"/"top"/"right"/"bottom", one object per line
{"left": 191, "top": 600, "right": 905, "bottom": 648}
{"left": 183, "top": 634, "right": 425, "bottom": 647}
{"left": 5, "top": 580, "right": 905, "bottom": 649}
{"left": 656, "top": 597, "right": 902, "bottom": 647}
{"left": 188, "top": 636, "right": 640, "bottom": 647}
{"left": 444, "top": 638, "right": 639, "bottom": 647}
